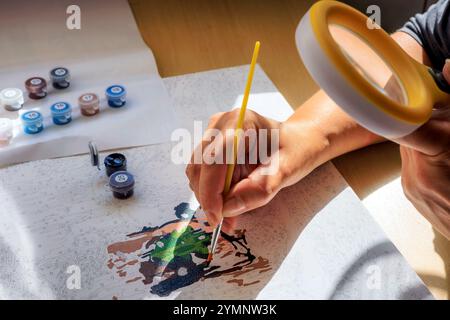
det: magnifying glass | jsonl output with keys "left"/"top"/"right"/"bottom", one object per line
{"left": 296, "top": 0, "right": 450, "bottom": 138}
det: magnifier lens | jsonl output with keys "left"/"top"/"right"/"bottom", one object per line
{"left": 328, "top": 24, "right": 407, "bottom": 106}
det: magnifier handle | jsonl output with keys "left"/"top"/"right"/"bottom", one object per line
{"left": 427, "top": 68, "right": 450, "bottom": 106}
{"left": 428, "top": 68, "right": 450, "bottom": 94}
{"left": 415, "top": 61, "right": 450, "bottom": 106}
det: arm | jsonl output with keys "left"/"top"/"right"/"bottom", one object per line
{"left": 186, "top": 32, "right": 435, "bottom": 231}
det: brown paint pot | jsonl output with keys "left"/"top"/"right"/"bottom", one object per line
{"left": 79, "top": 93, "right": 100, "bottom": 116}
{"left": 25, "top": 77, "right": 47, "bottom": 99}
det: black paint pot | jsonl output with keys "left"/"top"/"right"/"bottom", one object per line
{"left": 50, "top": 67, "right": 71, "bottom": 89}
{"left": 109, "top": 171, "right": 135, "bottom": 200}
{"left": 104, "top": 153, "right": 127, "bottom": 177}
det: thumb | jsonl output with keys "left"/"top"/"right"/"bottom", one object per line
{"left": 222, "top": 156, "right": 285, "bottom": 217}
{"left": 394, "top": 59, "right": 450, "bottom": 155}
{"left": 443, "top": 59, "right": 450, "bottom": 84}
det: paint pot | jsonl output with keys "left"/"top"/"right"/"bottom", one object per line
{"left": 50, "top": 102, "right": 72, "bottom": 125}
{"left": 21, "top": 110, "right": 44, "bottom": 134}
{"left": 109, "top": 171, "right": 135, "bottom": 199}
{"left": 0, "top": 118, "right": 13, "bottom": 146}
{"left": 50, "top": 67, "right": 70, "bottom": 89}
{"left": 105, "top": 85, "right": 126, "bottom": 108}
{"left": 25, "top": 77, "right": 47, "bottom": 99}
{"left": 79, "top": 93, "right": 100, "bottom": 116}
{"left": 0, "top": 88, "right": 24, "bottom": 111}
{"left": 104, "top": 153, "right": 127, "bottom": 177}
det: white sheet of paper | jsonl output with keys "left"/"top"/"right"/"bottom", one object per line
{"left": 0, "top": 0, "right": 177, "bottom": 166}
{"left": 0, "top": 65, "right": 431, "bottom": 299}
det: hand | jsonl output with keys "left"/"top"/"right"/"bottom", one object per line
{"left": 396, "top": 60, "right": 450, "bottom": 239}
{"left": 185, "top": 108, "right": 330, "bottom": 232}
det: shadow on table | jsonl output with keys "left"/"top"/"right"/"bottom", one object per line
{"left": 328, "top": 241, "right": 433, "bottom": 300}
{"left": 428, "top": 229, "right": 450, "bottom": 299}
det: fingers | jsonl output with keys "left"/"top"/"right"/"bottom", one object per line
{"left": 443, "top": 59, "right": 450, "bottom": 84}
{"left": 198, "top": 128, "right": 236, "bottom": 227}
{"left": 186, "top": 112, "right": 236, "bottom": 227}
{"left": 222, "top": 217, "right": 237, "bottom": 234}
{"left": 186, "top": 139, "right": 210, "bottom": 202}
{"left": 395, "top": 59, "right": 450, "bottom": 156}
{"left": 395, "top": 109, "right": 450, "bottom": 156}
{"left": 186, "top": 109, "right": 282, "bottom": 227}
{"left": 222, "top": 155, "right": 286, "bottom": 217}
{"left": 186, "top": 112, "right": 226, "bottom": 203}
{"left": 400, "top": 123, "right": 450, "bottom": 156}
{"left": 198, "top": 140, "right": 228, "bottom": 227}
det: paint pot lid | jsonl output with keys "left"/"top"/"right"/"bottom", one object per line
{"left": 0, "top": 118, "right": 13, "bottom": 135}
{"left": 25, "top": 77, "right": 46, "bottom": 89}
{"left": 105, "top": 85, "right": 126, "bottom": 98}
{"left": 0, "top": 88, "right": 24, "bottom": 104}
{"left": 78, "top": 93, "right": 99, "bottom": 105}
{"left": 50, "top": 67, "right": 70, "bottom": 79}
{"left": 21, "top": 110, "right": 43, "bottom": 123}
{"left": 109, "top": 171, "right": 135, "bottom": 192}
{"left": 104, "top": 153, "right": 127, "bottom": 168}
{"left": 50, "top": 102, "right": 71, "bottom": 114}
{"left": 88, "top": 141, "right": 100, "bottom": 169}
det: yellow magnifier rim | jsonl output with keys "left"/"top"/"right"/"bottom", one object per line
{"left": 310, "top": 0, "right": 433, "bottom": 125}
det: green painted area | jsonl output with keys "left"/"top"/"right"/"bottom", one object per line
{"left": 149, "top": 226, "right": 211, "bottom": 262}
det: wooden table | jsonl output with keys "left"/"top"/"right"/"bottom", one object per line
{"left": 129, "top": 0, "right": 449, "bottom": 299}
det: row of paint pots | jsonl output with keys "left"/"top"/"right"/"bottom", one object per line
{"left": 1, "top": 83, "right": 126, "bottom": 116}
{"left": 20, "top": 85, "right": 126, "bottom": 135}
{"left": 0, "top": 67, "right": 71, "bottom": 112}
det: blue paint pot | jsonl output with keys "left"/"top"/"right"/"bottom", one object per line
{"left": 109, "top": 171, "right": 135, "bottom": 199}
{"left": 21, "top": 111, "right": 44, "bottom": 134}
{"left": 50, "top": 102, "right": 72, "bottom": 125}
{"left": 105, "top": 85, "right": 127, "bottom": 108}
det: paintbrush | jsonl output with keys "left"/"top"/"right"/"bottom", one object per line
{"left": 206, "top": 41, "right": 261, "bottom": 265}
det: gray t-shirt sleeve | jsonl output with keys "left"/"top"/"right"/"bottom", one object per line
{"left": 399, "top": 0, "right": 450, "bottom": 69}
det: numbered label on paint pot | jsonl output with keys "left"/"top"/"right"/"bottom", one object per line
{"left": 54, "top": 68, "right": 67, "bottom": 76}
{"left": 54, "top": 103, "right": 67, "bottom": 110}
{"left": 111, "top": 87, "right": 123, "bottom": 94}
{"left": 30, "top": 78, "right": 42, "bottom": 86}
{"left": 82, "top": 94, "right": 94, "bottom": 102}
{"left": 24, "top": 111, "right": 40, "bottom": 120}
{"left": 3, "top": 90, "right": 17, "bottom": 98}
{"left": 115, "top": 174, "right": 129, "bottom": 183}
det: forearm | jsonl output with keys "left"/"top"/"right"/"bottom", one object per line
{"left": 285, "top": 90, "right": 384, "bottom": 168}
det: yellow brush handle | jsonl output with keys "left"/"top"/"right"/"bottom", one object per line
{"left": 223, "top": 41, "right": 260, "bottom": 195}
{"left": 208, "top": 41, "right": 261, "bottom": 262}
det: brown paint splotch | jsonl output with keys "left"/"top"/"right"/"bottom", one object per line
{"left": 227, "top": 279, "right": 261, "bottom": 287}
{"left": 107, "top": 202, "right": 271, "bottom": 297}
{"left": 116, "top": 259, "right": 139, "bottom": 270}
{"left": 126, "top": 276, "right": 143, "bottom": 284}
